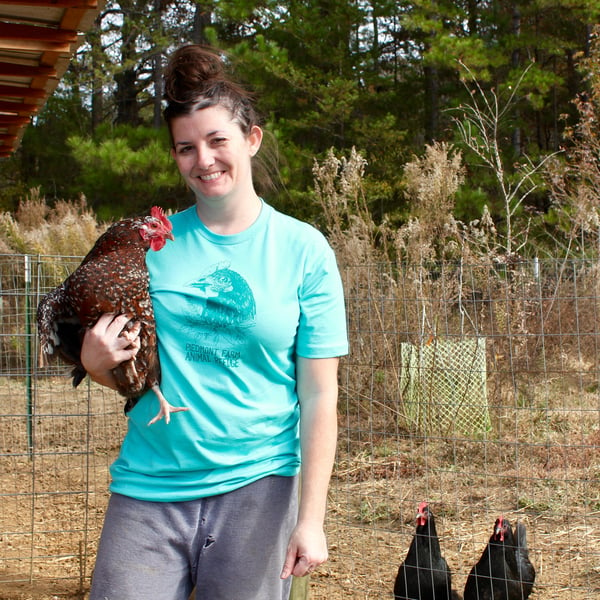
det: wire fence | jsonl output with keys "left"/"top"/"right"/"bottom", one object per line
{"left": 0, "top": 253, "right": 599, "bottom": 599}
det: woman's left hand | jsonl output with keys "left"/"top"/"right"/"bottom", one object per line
{"left": 280, "top": 520, "right": 328, "bottom": 579}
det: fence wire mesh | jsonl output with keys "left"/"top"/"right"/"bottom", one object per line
{"left": 0, "top": 253, "right": 599, "bottom": 599}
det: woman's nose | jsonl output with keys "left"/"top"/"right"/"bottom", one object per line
{"left": 195, "top": 145, "right": 215, "bottom": 169}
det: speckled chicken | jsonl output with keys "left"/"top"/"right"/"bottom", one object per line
{"left": 37, "top": 206, "right": 186, "bottom": 425}
{"left": 463, "top": 516, "right": 535, "bottom": 600}
{"left": 394, "top": 502, "right": 461, "bottom": 600}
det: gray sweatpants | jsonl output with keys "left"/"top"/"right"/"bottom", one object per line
{"left": 89, "top": 475, "right": 298, "bottom": 600}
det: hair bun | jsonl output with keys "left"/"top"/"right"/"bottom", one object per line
{"left": 164, "top": 45, "right": 226, "bottom": 104}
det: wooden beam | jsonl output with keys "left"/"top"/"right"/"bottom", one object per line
{"left": 0, "top": 99, "right": 39, "bottom": 114}
{"left": 0, "top": 0, "right": 103, "bottom": 156}
{"left": 0, "top": 1, "right": 98, "bottom": 7}
{"left": 0, "top": 85, "right": 47, "bottom": 100}
{"left": 0, "top": 61, "right": 56, "bottom": 78}
{"left": 0, "top": 39, "right": 73, "bottom": 53}
{"left": 0, "top": 22, "right": 78, "bottom": 44}
{"left": 0, "top": 115, "right": 30, "bottom": 125}
{"left": 290, "top": 576, "right": 310, "bottom": 600}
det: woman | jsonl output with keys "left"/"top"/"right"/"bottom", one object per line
{"left": 83, "top": 44, "right": 348, "bottom": 600}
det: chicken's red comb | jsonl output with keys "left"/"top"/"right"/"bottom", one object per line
{"left": 495, "top": 516, "right": 505, "bottom": 541}
{"left": 416, "top": 501, "right": 428, "bottom": 526}
{"left": 151, "top": 206, "right": 172, "bottom": 231}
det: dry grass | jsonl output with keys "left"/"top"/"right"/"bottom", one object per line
{"left": 318, "top": 381, "right": 600, "bottom": 599}
{"left": 0, "top": 372, "right": 598, "bottom": 599}
{"left": 0, "top": 190, "right": 107, "bottom": 257}
{"left": 0, "top": 377, "right": 124, "bottom": 600}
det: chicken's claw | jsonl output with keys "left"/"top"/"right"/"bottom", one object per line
{"left": 147, "top": 384, "right": 189, "bottom": 426}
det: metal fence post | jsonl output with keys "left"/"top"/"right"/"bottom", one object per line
{"left": 24, "top": 254, "right": 33, "bottom": 456}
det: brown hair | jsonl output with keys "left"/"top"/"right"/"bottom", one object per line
{"left": 163, "top": 45, "right": 260, "bottom": 138}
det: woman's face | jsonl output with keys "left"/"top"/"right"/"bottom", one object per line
{"left": 170, "top": 104, "right": 262, "bottom": 204}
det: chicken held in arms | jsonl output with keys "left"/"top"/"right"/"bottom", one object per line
{"left": 37, "top": 206, "right": 188, "bottom": 425}
{"left": 463, "top": 516, "right": 535, "bottom": 600}
{"left": 394, "top": 501, "right": 461, "bottom": 600}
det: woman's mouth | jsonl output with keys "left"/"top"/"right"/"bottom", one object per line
{"left": 199, "top": 171, "right": 223, "bottom": 181}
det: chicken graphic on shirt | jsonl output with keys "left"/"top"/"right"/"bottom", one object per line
{"left": 185, "top": 264, "right": 256, "bottom": 342}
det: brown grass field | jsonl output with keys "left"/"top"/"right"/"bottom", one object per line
{"left": 0, "top": 372, "right": 599, "bottom": 600}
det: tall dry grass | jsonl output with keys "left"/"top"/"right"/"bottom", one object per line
{"left": 314, "top": 144, "right": 600, "bottom": 438}
{"left": 0, "top": 188, "right": 107, "bottom": 257}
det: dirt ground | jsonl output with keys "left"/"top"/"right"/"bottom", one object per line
{"left": 1, "top": 378, "right": 599, "bottom": 600}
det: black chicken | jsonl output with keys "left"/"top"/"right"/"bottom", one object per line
{"left": 37, "top": 206, "right": 187, "bottom": 425}
{"left": 394, "top": 501, "right": 461, "bottom": 600}
{"left": 463, "top": 516, "right": 535, "bottom": 600}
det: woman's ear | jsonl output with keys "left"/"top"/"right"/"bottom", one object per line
{"left": 248, "top": 125, "right": 263, "bottom": 157}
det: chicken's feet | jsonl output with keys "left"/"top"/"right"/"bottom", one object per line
{"left": 147, "top": 384, "right": 189, "bottom": 425}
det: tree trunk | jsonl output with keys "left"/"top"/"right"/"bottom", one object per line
{"left": 115, "top": 68, "right": 139, "bottom": 125}
{"left": 192, "top": 3, "right": 212, "bottom": 45}
{"left": 152, "top": 0, "right": 164, "bottom": 129}
{"left": 114, "top": 2, "right": 139, "bottom": 125}
{"left": 89, "top": 19, "right": 103, "bottom": 131}
{"left": 424, "top": 64, "right": 439, "bottom": 143}
{"left": 511, "top": 4, "right": 521, "bottom": 156}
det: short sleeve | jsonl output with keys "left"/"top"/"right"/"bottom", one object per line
{"left": 296, "top": 239, "right": 349, "bottom": 358}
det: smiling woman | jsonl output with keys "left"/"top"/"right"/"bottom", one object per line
{"left": 80, "top": 43, "right": 349, "bottom": 600}
{"left": 169, "top": 104, "right": 263, "bottom": 233}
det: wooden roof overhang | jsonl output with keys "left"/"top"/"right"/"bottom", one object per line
{"left": 0, "top": 0, "right": 103, "bottom": 157}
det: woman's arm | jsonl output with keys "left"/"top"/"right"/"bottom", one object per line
{"left": 80, "top": 313, "right": 141, "bottom": 390}
{"left": 280, "top": 355, "right": 340, "bottom": 579}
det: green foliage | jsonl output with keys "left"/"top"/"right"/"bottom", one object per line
{"left": 18, "top": 92, "right": 90, "bottom": 200}
{"left": 67, "top": 124, "right": 187, "bottom": 218}
{"left": 454, "top": 183, "right": 492, "bottom": 225}
{"left": 541, "top": 25, "right": 600, "bottom": 258}
{"left": 225, "top": 24, "right": 411, "bottom": 220}
{"left": 0, "top": 155, "right": 30, "bottom": 213}
{"left": 2, "top": 0, "right": 600, "bottom": 244}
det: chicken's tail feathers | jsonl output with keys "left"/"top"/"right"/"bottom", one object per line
{"left": 515, "top": 521, "right": 536, "bottom": 588}
{"left": 124, "top": 396, "right": 141, "bottom": 414}
{"left": 71, "top": 366, "right": 87, "bottom": 388}
{"left": 37, "top": 332, "right": 59, "bottom": 368}
{"left": 36, "top": 287, "right": 69, "bottom": 363}
{"left": 38, "top": 345, "right": 49, "bottom": 368}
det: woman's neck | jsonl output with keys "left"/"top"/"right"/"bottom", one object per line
{"left": 195, "top": 193, "right": 262, "bottom": 235}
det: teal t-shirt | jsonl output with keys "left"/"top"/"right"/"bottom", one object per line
{"left": 109, "top": 202, "right": 349, "bottom": 501}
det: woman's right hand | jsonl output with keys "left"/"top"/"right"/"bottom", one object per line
{"left": 81, "top": 313, "right": 141, "bottom": 389}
